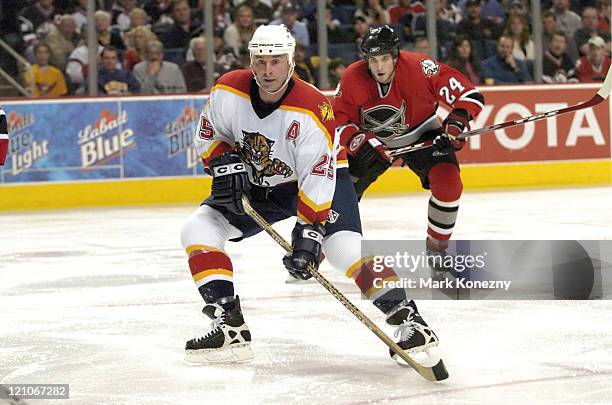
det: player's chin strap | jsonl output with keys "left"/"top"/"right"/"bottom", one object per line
{"left": 239, "top": 195, "right": 449, "bottom": 382}
{"left": 251, "top": 62, "right": 295, "bottom": 96}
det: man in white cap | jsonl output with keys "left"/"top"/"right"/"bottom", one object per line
{"left": 179, "top": 24, "right": 445, "bottom": 377}
{"left": 575, "top": 36, "right": 611, "bottom": 82}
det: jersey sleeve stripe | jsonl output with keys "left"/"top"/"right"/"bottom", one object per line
{"left": 280, "top": 105, "right": 334, "bottom": 151}
{"left": 211, "top": 83, "right": 250, "bottom": 100}
{"left": 297, "top": 196, "right": 331, "bottom": 225}
{"left": 185, "top": 244, "right": 227, "bottom": 255}
{"left": 458, "top": 89, "right": 485, "bottom": 109}
{"left": 199, "top": 140, "right": 231, "bottom": 166}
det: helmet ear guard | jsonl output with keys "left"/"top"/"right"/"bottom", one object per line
{"left": 360, "top": 24, "right": 400, "bottom": 60}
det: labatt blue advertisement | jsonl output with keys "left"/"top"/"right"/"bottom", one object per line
{"left": 0, "top": 96, "right": 207, "bottom": 183}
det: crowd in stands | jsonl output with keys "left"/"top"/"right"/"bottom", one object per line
{"left": 0, "top": 0, "right": 610, "bottom": 97}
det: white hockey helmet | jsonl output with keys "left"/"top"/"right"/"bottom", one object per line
{"left": 248, "top": 24, "right": 296, "bottom": 65}
{"left": 248, "top": 24, "right": 296, "bottom": 94}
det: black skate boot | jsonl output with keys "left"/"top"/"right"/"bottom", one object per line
{"left": 185, "top": 295, "right": 253, "bottom": 363}
{"left": 386, "top": 299, "right": 442, "bottom": 368}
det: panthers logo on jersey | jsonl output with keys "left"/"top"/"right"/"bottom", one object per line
{"left": 238, "top": 130, "right": 293, "bottom": 185}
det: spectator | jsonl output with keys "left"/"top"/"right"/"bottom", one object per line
{"left": 481, "top": 35, "right": 532, "bottom": 83}
{"left": 133, "top": 40, "right": 187, "bottom": 93}
{"left": 127, "top": 8, "right": 150, "bottom": 30}
{"left": 143, "top": 0, "right": 173, "bottom": 27}
{"left": 456, "top": 0, "right": 500, "bottom": 59}
{"left": 320, "top": 6, "right": 347, "bottom": 44}
{"left": 437, "top": 0, "right": 462, "bottom": 25}
{"left": 19, "top": 0, "right": 58, "bottom": 46}
{"left": 574, "top": 6, "right": 611, "bottom": 56}
{"left": 353, "top": 15, "right": 369, "bottom": 50}
{"left": 182, "top": 37, "right": 210, "bottom": 92}
{"left": 597, "top": 0, "right": 610, "bottom": 32}
{"left": 111, "top": 0, "right": 137, "bottom": 33}
{"left": 508, "top": 0, "right": 530, "bottom": 26}
{"left": 95, "top": 10, "right": 124, "bottom": 49}
{"left": 355, "top": 0, "right": 390, "bottom": 25}
{"left": 445, "top": 35, "right": 482, "bottom": 84}
{"left": 543, "top": 31, "right": 576, "bottom": 83}
{"left": 293, "top": 43, "right": 316, "bottom": 85}
{"left": 542, "top": 10, "right": 579, "bottom": 62}
{"left": 271, "top": 3, "right": 309, "bottom": 46}
{"left": 412, "top": 36, "right": 430, "bottom": 56}
{"left": 71, "top": 0, "right": 88, "bottom": 34}
{"left": 388, "top": 0, "right": 413, "bottom": 24}
{"left": 44, "top": 14, "right": 79, "bottom": 69}
{"left": 328, "top": 58, "right": 346, "bottom": 90}
{"left": 201, "top": 0, "right": 232, "bottom": 32}
{"left": 224, "top": 4, "right": 257, "bottom": 56}
{"left": 240, "top": 0, "right": 273, "bottom": 25}
{"left": 1, "top": 0, "right": 25, "bottom": 71}
{"left": 574, "top": 36, "right": 611, "bottom": 82}
{"left": 123, "top": 26, "right": 156, "bottom": 71}
{"left": 97, "top": 46, "right": 140, "bottom": 94}
{"left": 23, "top": 43, "right": 68, "bottom": 97}
{"left": 65, "top": 37, "right": 97, "bottom": 94}
{"left": 161, "top": 0, "right": 202, "bottom": 49}
{"left": 458, "top": 0, "right": 505, "bottom": 25}
{"left": 212, "top": 30, "right": 239, "bottom": 75}
{"left": 504, "top": 13, "right": 534, "bottom": 61}
{"left": 551, "top": 0, "right": 581, "bottom": 38}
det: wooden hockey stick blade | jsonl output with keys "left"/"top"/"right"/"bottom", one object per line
{"left": 241, "top": 195, "right": 449, "bottom": 382}
{"left": 389, "top": 69, "right": 612, "bottom": 157}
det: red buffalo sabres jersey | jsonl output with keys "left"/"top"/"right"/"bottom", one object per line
{"left": 333, "top": 51, "right": 484, "bottom": 150}
{"left": 194, "top": 70, "right": 344, "bottom": 225}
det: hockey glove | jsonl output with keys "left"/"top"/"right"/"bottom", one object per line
{"left": 282, "top": 222, "right": 325, "bottom": 280}
{"left": 347, "top": 131, "right": 392, "bottom": 179}
{"left": 209, "top": 151, "right": 251, "bottom": 215}
{"left": 436, "top": 109, "right": 471, "bottom": 152}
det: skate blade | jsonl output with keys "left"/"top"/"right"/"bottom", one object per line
{"left": 184, "top": 343, "right": 254, "bottom": 364}
{"left": 285, "top": 275, "right": 315, "bottom": 284}
{"left": 393, "top": 344, "right": 442, "bottom": 368}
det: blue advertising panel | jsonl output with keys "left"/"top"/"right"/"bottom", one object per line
{"left": 0, "top": 96, "right": 209, "bottom": 183}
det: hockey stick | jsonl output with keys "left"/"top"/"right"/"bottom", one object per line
{"left": 241, "top": 195, "right": 449, "bottom": 382}
{"left": 389, "top": 68, "right": 612, "bottom": 157}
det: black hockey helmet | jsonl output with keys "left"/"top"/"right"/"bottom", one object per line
{"left": 360, "top": 25, "right": 400, "bottom": 59}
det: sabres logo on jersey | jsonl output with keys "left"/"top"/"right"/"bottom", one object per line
{"left": 420, "top": 59, "right": 440, "bottom": 78}
{"left": 238, "top": 130, "right": 293, "bottom": 185}
{"left": 318, "top": 101, "right": 335, "bottom": 122}
{"left": 361, "top": 101, "right": 408, "bottom": 140}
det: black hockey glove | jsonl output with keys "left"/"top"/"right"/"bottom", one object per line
{"left": 435, "top": 109, "right": 471, "bottom": 152}
{"left": 209, "top": 151, "right": 251, "bottom": 215}
{"left": 282, "top": 222, "right": 325, "bottom": 280}
{"left": 347, "top": 131, "right": 392, "bottom": 179}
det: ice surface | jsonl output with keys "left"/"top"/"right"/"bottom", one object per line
{"left": 1, "top": 187, "right": 611, "bottom": 404}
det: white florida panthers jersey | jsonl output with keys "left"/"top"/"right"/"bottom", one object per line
{"left": 194, "top": 70, "right": 347, "bottom": 225}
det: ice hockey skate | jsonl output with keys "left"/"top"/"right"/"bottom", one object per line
{"left": 386, "top": 299, "right": 444, "bottom": 370}
{"left": 185, "top": 295, "right": 253, "bottom": 363}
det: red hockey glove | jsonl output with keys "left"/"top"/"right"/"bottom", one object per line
{"left": 346, "top": 131, "right": 392, "bottom": 178}
{"left": 440, "top": 109, "right": 471, "bottom": 151}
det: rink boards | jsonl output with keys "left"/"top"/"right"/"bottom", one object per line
{"left": 0, "top": 83, "right": 610, "bottom": 210}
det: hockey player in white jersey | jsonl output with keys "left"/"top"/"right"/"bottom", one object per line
{"left": 180, "top": 25, "right": 443, "bottom": 371}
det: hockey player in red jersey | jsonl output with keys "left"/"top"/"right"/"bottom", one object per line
{"left": 0, "top": 107, "right": 8, "bottom": 166}
{"left": 180, "top": 24, "right": 446, "bottom": 375}
{"left": 334, "top": 25, "right": 484, "bottom": 261}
